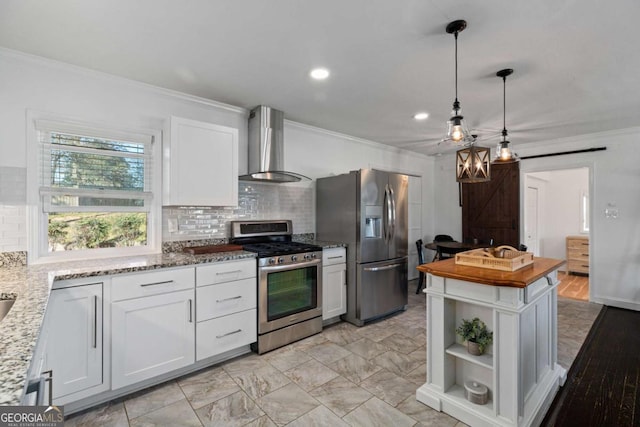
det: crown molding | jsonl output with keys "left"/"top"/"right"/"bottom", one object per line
{"left": 284, "top": 120, "right": 431, "bottom": 159}
{"left": 0, "top": 47, "right": 247, "bottom": 115}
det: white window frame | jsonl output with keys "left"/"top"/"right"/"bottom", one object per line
{"left": 26, "top": 111, "right": 162, "bottom": 263}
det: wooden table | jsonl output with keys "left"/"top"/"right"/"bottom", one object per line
{"left": 425, "top": 241, "right": 492, "bottom": 261}
{"left": 416, "top": 257, "right": 566, "bottom": 427}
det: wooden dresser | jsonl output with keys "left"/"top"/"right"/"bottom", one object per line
{"left": 566, "top": 235, "right": 589, "bottom": 275}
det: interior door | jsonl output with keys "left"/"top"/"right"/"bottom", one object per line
{"left": 525, "top": 186, "right": 539, "bottom": 255}
{"left": 462, "top": 161, "right": 520, "bottom": 247}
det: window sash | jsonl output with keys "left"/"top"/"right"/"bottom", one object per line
{"left": 40, "top": 187, "right": 152, "bottom": 213}
{"left": 38, "top": 124, "right": 153, "bottom": 213}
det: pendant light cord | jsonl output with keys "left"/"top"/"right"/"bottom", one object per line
{"left": 503, "top": 75, "right": 506, "bottom": 134}
{"left": 454, "top": 32, "right": 459, "bottom": 104}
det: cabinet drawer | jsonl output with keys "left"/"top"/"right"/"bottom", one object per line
{"left": 196, "top": 259, "right": 256, "bottom": 286}
{"left": 566, "top": 238, "right": 589, "bottom": 250}
{"left": 196, "top": 278, "right": 257, "bottom": 322}
{"left": 322, "top": 247, "right": 346, "bottom": 266}
{"left": 196, "top": 309, "right": 257, "bottom": 360}
{"left": 112, "top": 268, "right": 195, "bottom": 301}
{"left": 567, "top": 249, "right": 589, "bottom": 261}
{"left": 567, "top": 260, "right": 589, "bottom": 274}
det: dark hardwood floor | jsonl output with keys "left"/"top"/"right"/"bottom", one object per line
{"left": 543, "top": 306, "right": 640, "bottom": 426}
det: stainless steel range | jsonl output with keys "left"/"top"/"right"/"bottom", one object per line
{"left": 230, "top": 220, "right": 323, "bottom": 354}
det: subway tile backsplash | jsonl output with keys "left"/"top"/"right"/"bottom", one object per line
{"left": 0, "top": 167, "right": 27, "bottom": 252}
{"left": 162, "top": 182, "right": 314, "bottom": 242}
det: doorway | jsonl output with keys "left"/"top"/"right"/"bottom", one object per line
{"left": 524, "top": 168, "right": 590, "bottom": 301}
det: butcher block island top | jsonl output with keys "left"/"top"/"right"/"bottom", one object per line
{"left": 417, "top": 256, "right": 565, "bottom": 289}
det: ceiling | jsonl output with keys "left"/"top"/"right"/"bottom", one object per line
{"left": 1, "top": 0, "right": 639, "bottom": 156}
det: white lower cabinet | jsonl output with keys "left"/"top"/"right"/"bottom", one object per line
{"left": 195, "top": 259, "right": 257, "bottom": 361}
{"left": 322, "top": 247, "right": 347, "bottom": 320}
{"left": 196, "top": 309, "right": 257, "bottom": 360}
{"left": 46, "top": 282, "right": 104, "bottom": 402}
{"left": 111, "top": 269, "right": 195, "bottom": 390}
{"left": 34, "top": 260, "right": 258, "bottom": 410}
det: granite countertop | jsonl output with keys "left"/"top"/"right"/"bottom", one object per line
{"left": 293, "top": 237, "right": 347, "bottom": 249}
{"left": 0, "top": 250, "right": 255, "bottom": 406}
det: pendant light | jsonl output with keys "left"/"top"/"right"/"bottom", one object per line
{"left": 493, "top": 68, "right": 519, "bottom": 163}
{"left": 456, "top": 143, "right": 491, "bottom": 183}
{"left": 445, "top": 20, "right": 474, "bottom": 144}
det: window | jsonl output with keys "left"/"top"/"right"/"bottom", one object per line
{"left": 580, "top": 190, "right": 589, "bottom": 233}
{"left": 30, "top": 117, "right": 161, "bottom": 262}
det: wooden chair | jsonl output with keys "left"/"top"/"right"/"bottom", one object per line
{"left": 415, "top": 239, "right": 425, "bottom": 294}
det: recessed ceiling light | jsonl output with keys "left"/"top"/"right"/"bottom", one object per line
{"left": 310, "top": 68, "right": 330, "bottom": 80}
{"left": 413, "top": 112, "right": 429, "bottom": 120}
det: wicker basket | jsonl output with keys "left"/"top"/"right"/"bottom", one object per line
{"left": 455, "top": 245, "right": 534, "bottom": 272}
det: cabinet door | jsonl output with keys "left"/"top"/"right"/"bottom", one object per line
{"left": 322, "top": 263, "right": 347, "bottom": 320}
{"left": 112, "top": 289, "right": 195, "bottom": 389}
{"left": 47, "top": 283, "right": 103, "bottom": 399}
{"left": 166, "top": 117, "right": 238, "bottom": 206}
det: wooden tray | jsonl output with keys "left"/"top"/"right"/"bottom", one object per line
{"left": 455, "top": 245, "right": 534, "bottom": 272}
{"left": 182, "top": 244, "right": 243, "bottom": 254}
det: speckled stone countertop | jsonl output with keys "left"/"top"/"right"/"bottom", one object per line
{"left": 294, "top": 237, "right": 347, "bottom": 250}
{"left": 0, "top": 250, "right": 256, "bottom": 406}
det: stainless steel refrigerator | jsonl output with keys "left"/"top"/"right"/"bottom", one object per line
{"left": 316, "top": 169, "right": 408, "bottom": 326}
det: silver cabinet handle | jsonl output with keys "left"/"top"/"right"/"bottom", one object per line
{"left": 216, "top": 270, "right": 242, "bottom": 275}
{"left": 140, "top": 280, "right": 174, "bottom": 287}
{"left": 43, "top": 370, "right": 53, "bottom": 406}
{"left": 327, "top": 256, "right": 343, "bottom": 260}
{"left": 216, "top": 295, "right": 242, "bottom": 303}
{"left": 364, "top": 262, "right": 404, "bottom": 272}
{"left": 216, "top": 329, "right": 242, "bottom": 339}
{"left": 188, "top": 299, "right": 193, "bottom": 323}
{"left": 92, "top": 295, "right": 97, "bottom": 349}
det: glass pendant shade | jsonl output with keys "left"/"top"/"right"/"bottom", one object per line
{"left": 447, "top": 106, "right": 472, "bottom": 143}
{"left": 494, "top": 137, "right": 518, "bottom": 163}
{"left": 456, "top": 145, "right": 491, "bottom": 183}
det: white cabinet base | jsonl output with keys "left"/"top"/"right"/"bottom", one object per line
{"left": 417, "top": 365, "right": 565, "bottom": 427}
{"left": 417, "top": 270, "right": 565, "bottom": 427}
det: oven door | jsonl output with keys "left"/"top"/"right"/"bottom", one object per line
{"left": 258, "top": 258, "right": 322, "bottom": 334}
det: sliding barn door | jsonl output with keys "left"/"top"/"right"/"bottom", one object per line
{"left": 462, "top": 161, "right": 520, "bottom": 247}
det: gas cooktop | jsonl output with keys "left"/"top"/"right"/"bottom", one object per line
{"left": 240, "top": 241, "right": 322, "bottom": 258}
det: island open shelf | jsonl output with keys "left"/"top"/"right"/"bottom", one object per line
{"left": 416, "top": 257, "right": 566, "bottom": 427}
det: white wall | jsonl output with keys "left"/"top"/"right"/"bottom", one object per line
{"left": 433, "top": 130, "right": 640, "bottom": 310}
{"left": 528, "top": 168, "right": 589, "bottom": 263}
{"left": 0, "top": 49, "right": 434, "bottom": 253}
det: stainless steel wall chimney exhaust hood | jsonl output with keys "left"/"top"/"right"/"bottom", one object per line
{"left": 239, "top": 106, "right": 310, "bottom": 183}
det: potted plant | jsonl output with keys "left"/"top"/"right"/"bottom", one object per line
{"left": 456, "top": 317, "right": 493, "bottom": 356}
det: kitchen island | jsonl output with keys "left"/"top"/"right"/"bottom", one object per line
{"left": 416, "top": 257, "right": 565, "bottom": 427}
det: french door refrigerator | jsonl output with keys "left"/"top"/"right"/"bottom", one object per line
{"left": 316, "top": 169, "right": 408, "bottom": 326}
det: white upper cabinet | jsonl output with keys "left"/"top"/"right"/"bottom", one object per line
{"left": 164, "top": 116, "right": 238, "bottom": 206}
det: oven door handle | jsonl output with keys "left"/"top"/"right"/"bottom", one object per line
{"left": 364, "top": 262, "right": 404, "bottom": 272}
{"left": 261, "top": 258, "right": 321, "bottom": 272}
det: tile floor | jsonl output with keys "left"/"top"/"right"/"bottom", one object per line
{"left": 65, "top": 281, "right": 602, "bottom": 427}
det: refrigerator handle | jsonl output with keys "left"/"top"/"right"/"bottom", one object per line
{"left": 383, "top": 185, "right": 389, "bottom": 242}
{"left": 389, "top": 185, "right": 396, "bottom": 241}
{"left": 382, "top": 185, "right": 389, "bottom": 243}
